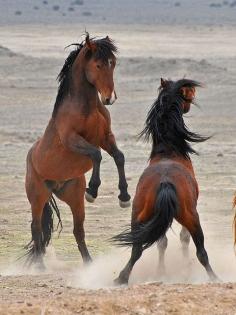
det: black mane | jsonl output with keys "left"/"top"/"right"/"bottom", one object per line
{"left": 52, "top": 35, "right": 117, "bottom": 118}
{"left": 140, "top": 79, "right": 208, "bottom": 159}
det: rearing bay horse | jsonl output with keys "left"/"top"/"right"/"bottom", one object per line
{"left": 114, "top": 78, "right": 218, "bottom": 284}
{"left": 25, "top": 34, "right": 130, "bottom": 266}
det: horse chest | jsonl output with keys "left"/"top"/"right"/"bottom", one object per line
{"left": 80, "top": 112, "right": 108, "bottom": 145}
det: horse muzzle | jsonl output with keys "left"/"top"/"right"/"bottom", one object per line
{"left": 99, "top": 90, "right": 117, "bottom": 105}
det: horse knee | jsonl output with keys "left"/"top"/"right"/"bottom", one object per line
{"left": 73, "top": 220, "right": 85, "bottom": 242}
{"left": 73, "top": 228, "right": 84, "bottom": 241}
{"left": 114, "top": 150, "right": 125, "bottom": 167}
{"left": 92, "top": 150, "right": 102, "bottom": 164}
{"left": 131, "top": 245, "right": 143, "bottom": 263}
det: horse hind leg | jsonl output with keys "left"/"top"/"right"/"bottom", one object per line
{"left": 192, "top": 224, "right": 218, "bottom": 281}
{"left": 180, "top": 226, "right": 190, "bottom": 258}
{"left": 157, "top": 235, "right": 168, "bottom": 274}
{"left": 25, "top": 198, "right": 51, "bottom": 269}
{"left": 180, "top": 213, "right": 218, "bottom": 281}
{"left": 55, "top": 177, "right": 92, "bottom": 263}
{"left": 25, "top": 155, "right": 51, "bottom": 268}
{"left": 114, "top": 244, "right": 143, "bottom": 285}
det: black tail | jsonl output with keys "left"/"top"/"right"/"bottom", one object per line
{"left": 41, "top": 196, "right": 63, "bottom": 247}
{"left": 23, "top": 196, "right": 63, "bottom": 262}
{"left": 113, "top": 182, "right": 178, "bottom": 250}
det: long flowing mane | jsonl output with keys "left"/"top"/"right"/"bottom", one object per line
{"left": 140, "top": 79, "right": 209, "bottom": 159}
{"left": 52, "top": 34, "right": 117, "bottom": 117}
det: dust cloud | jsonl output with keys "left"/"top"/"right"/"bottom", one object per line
{"left": 69, "top": 229, "right": 236, "bottom": 289}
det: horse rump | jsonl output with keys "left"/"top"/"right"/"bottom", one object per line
{"left": 113, "top": 182, "right": 178, "bottom": 250}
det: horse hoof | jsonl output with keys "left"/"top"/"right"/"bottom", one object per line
{"left": 210, "top": 274, "right": 221, "bottom": 283}
{"left": 83, "top": 254, "right": 93, "bottom": 265}
{"left": 35, "top": 261, "right": 46, "bottom": 272}
{"left": 85, "top": 192, "right": 95, "bottom": 203}
{"left": 114, "top": 277, "right": 128, "bottom": 286}
{"left": 119, "top": 199, "right": 131, "bottom": 208}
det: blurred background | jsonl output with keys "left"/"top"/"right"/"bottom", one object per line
{"left": 1, "top": 0, "right": 236, "bottom": 26}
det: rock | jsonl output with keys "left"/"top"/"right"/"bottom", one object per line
{"left": 82, "top": 11, "right": 92, "bottom": 16}
{"left": 72, "top": 0, "right": 84, "bottom": 5}
{"left": 52, "top": 5, "right": 60, "bottom": 11}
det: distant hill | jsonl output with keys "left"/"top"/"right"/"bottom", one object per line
{"left": 0, "top": 0, "right": 236, "bottom": 26}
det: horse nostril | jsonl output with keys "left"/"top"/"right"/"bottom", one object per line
{"left": 105, "top": 98, "right": 110, "bottom": 105}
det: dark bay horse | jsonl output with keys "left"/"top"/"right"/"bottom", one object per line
{"left": 25, "top": 34, "right": 130, "bottom": 266}
{"left": 114, "top": 78, "right": 218, "bottom": 284}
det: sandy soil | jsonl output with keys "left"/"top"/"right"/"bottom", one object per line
{"left": 0, "top": 8, "right": 236, "bottom": 315}
{"left": 1, "top": 275, "right": 236, "bottom": 315}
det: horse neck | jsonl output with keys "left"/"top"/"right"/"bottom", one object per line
{"left": 150, "top": 146, "right": 193, "bottom": 169}
{"left": 70, "top": 57, "right": 98, "bottom": 112}
{"left": 150, "top": 142, "right": 172, "bottom": 159}
{"left": 150, "top": 142, "right": 191, "bottom": 161}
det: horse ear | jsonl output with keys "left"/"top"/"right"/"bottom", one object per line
{"left": 85, "top": 34, "right": 96, "bottom": 52}
{"left": 160, "top": 78, "right": 167, "bottom": 88}
{"left": 105, "top": 35, "right": 110, "bottom": 41}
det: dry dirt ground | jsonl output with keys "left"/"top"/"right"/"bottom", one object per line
{"left": 1, "top": 275, "right": 236, "bottom": 315}
{"left": 0, "top": 23, "right": 236, "bottom": 314}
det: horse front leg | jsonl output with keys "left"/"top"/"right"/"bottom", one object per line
{"left": 84, "top": 148, "right": 102, "bottom": 202}
{"left": 60, "top": 132, "right": 102, "bottom": 202}
{"left": 101, "top": 133, "right": 131, "bottom": 208}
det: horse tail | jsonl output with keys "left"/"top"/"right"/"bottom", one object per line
{"left": 41, "top": 196, "right": 63, "bottom": 247}
{"left": 113, "top": 181, "right": 178, "bottom": 250}
{"left": 233, "top": 194, "right": 236, "bottom": 248}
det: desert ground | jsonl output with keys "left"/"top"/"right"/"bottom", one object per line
{"left": 1, "top": 0, "right": 236, "bottom": 314}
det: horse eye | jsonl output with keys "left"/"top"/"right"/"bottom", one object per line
{"left": 96, "top": 64, "right": 101, "bottom": 69}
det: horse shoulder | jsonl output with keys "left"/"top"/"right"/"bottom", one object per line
{"left": 54, "top": 108, "right": 85, "bottom": 141}
{"left": 97, "top": 102, "right": 111, "bottom": 128}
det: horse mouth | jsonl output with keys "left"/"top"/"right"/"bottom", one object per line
{"left": 98, "top": 91, "right": 117, "bottom": 105}
{"left": 184, "top": 97, "right": 194, "bottom": 104}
